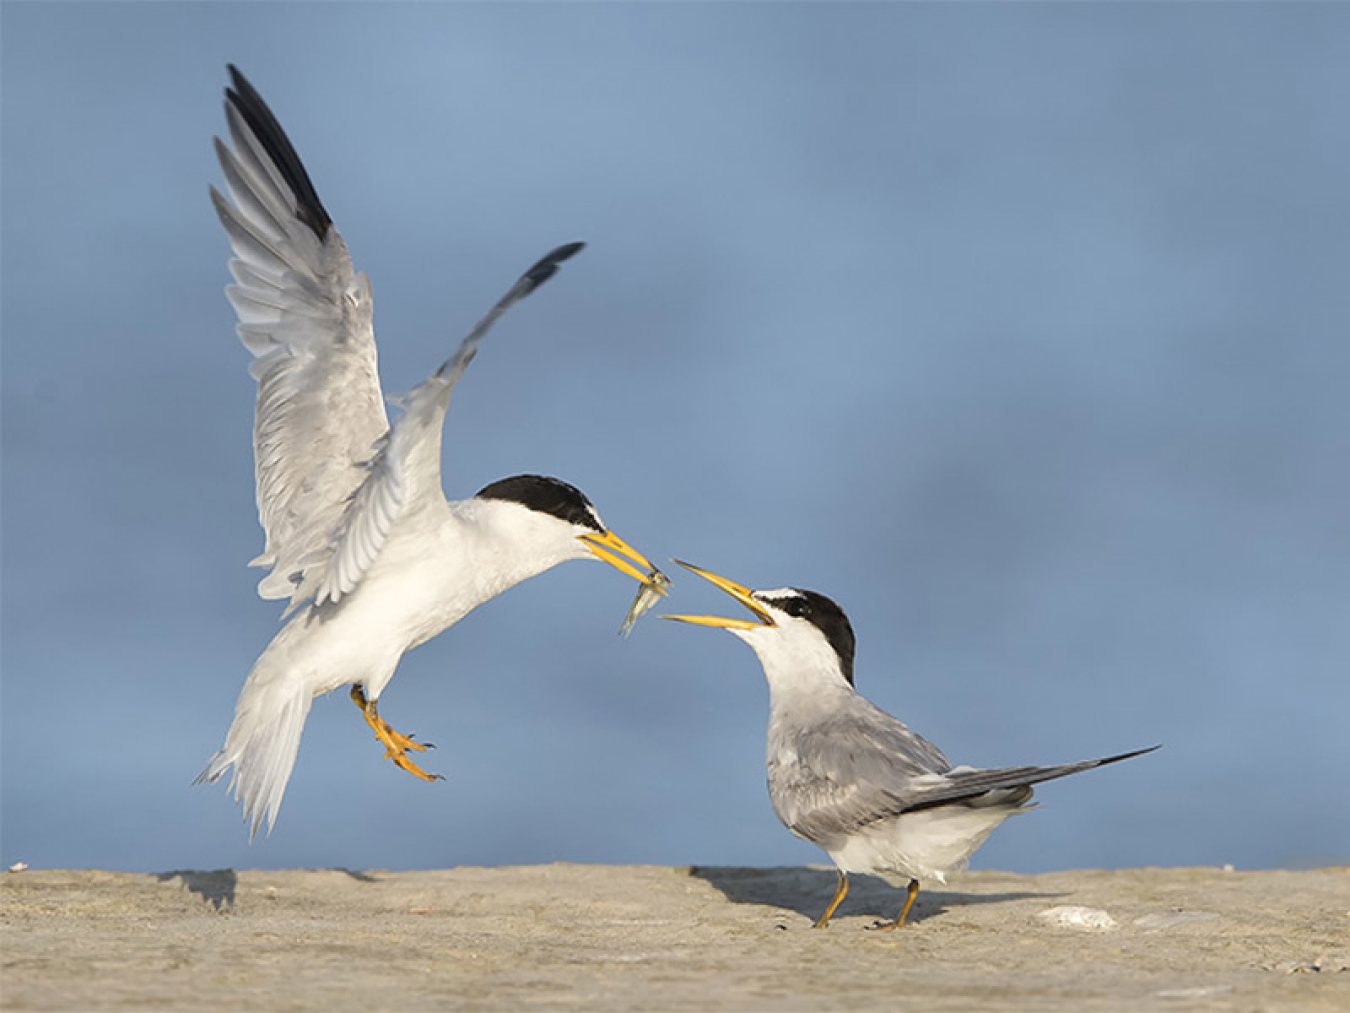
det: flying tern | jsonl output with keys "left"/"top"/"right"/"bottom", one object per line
{"left": 197, "top": 66, "right": 665, "bottom": 837}
{"left": 665, "top": 561, "right": 1156, "bottom": 930}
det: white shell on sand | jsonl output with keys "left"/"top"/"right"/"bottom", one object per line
{"left": 1036, "top": 905, "right": 1118, "bottom": 930}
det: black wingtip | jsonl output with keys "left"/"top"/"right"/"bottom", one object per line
{"left": 519, "top": 241, "right": 586, "bottom": 292}
{"left": 551, "top": 240, "right": 587, "bottom": 262}
{"left": 1096, "top": 744, "right": 1162, "bottom": 767}
{"left": 223, "top": 65, "right": 333, "bottom": 240}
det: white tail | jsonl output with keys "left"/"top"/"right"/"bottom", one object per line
{"left": 196, "top": 659, "right": 314, "bottom": 840}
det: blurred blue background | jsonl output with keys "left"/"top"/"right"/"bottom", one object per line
{"left": 3, "top": 4, "right": 1347, "bottom": 875}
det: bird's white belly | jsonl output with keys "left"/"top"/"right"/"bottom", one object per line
{"left": 828, "top": 805, "right": 1024, "bottom": 883}
{"left": 266, "top": 527, "right": 477, "bottom": 700}
{"left": 337, "top": 549, "right": 470, "bottom": 648}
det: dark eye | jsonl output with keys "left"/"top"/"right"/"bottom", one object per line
{"left": 780, "top": 598, "right": 808, "bottom": 619}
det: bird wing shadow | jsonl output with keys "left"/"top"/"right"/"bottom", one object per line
{"left": 686, "top": 865, "right": 1063, "bottom": 924}
{"left": 154, "top": 869, "right": 238, "bottom": 911}
{"left": 153, "top": 867, "right": 378, "bottom": 911}
{"left": 324, "top": 866, "right": 380, "bottom": 882}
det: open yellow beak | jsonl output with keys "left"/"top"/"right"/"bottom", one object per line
{"left": 579, "top": 530, "right": 663, "bottom": 585}
{"left": 661, "top": 560, "right": 776, "bottom": 630}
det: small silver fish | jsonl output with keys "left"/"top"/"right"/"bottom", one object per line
{"left": 620, "top": 568, "right": 671, "bottom": 637}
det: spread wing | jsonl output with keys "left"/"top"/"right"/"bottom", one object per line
{"left": 212, "top": 65, "right": 388, "bottom": 605}
{"left": 295, "top": 241, "right": 586, "bottom": 608}
{"left": 215, "top": 67, "right": 585, "bottom": 613}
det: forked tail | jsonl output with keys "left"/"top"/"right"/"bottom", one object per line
{"left": 195, "top": 664, "right": 314, "bottom": 840}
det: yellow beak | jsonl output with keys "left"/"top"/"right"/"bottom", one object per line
{"left": 579, "top": 529, "right": 664, "bottom": 585}
{"left": 661, "top": 560, "right": 775, "bottom": 630}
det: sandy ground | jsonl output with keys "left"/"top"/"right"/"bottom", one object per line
{"left": 2, "top": 865, "right": 1347, "bottom": 1010}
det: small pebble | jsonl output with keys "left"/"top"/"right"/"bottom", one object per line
{"left": 1036, "top": 905, "right": 1117, "bottom": 931}
{"left": 1279, "top": 960, "right": 1322, "bottom": 974}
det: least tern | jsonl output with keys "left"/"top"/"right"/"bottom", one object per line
{"left": 197, "top": 67, "right": 664, "bottom": 837}
{"left": 666, "top": 562, "right": 1157, "bottom": 930}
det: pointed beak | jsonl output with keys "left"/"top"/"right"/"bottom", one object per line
{"left": 579, "top": 530, "right": 664, "bottom": 585}
{"left": 661, "top": 560, "right": 775, "bottom": 630}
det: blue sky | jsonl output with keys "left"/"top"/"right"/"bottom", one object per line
{"left": 3, "top": 3, "right": 1348, "bottom": 875}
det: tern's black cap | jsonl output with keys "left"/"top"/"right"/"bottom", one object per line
{"left": 475, "top": 474, "right": 603, "bottom": 532}
{"left": 760, "top": 588, "right": 857, "bottom": 686}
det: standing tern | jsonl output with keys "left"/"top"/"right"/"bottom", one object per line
{"left": 197, "top": 66, "right": 665, "bottom": 838}
{"left": 665, "top": 562, "right": 1157, "bottom": 930}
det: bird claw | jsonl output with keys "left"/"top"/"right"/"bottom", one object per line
{"left": 386, "top": 748, "right": 443, "bottom": 783}
{"left": 352, "top": 686, "right": 443, "bottom": 782}
{"left": 379, "top": 732, "right": 429, "bottom": 755}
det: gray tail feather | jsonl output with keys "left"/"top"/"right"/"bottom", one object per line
{"left": 905, "top": 745, "right": 1160, "bottom": 813}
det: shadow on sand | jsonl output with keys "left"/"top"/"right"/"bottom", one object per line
{"left": 155, "top": 869, "right": 238, "bottom": 910}
{"left": 330, "top": 867, "right": 379, "bottom": 883}
{"left": 154, "top": 867, "right": 379, "bottom": 910}
{"left": 687, "top": 866, "right": 1062, "bottom": 924}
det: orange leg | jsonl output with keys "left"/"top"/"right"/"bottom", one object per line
{"left": 350, "top": 686, "right": 442, "bottom": 782}
{"left": 870, "top": 878, "right": 920, "bottom": 931}
{"left": 813, "top": 871, "right": 850, "bottom": 929}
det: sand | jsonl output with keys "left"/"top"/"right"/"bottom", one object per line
{"left": 2, "top": 865, "right": 1347, "bottom": 1010}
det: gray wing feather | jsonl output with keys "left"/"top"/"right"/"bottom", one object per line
{"left": 771, "top": 694, "right": 1158, "bottom": 844}
{"left": 768, "top": 696, "right": 952, "bottom": 846}
{"left": 216, "top": 69, "right": 586, "bottom": 612}
{"left": 213, "top": 88, "right": 388, "bottom": 608}
{"left": 299, "top": 242, "right": 588, "bottom": 609}
{"left": 900, "top": 745, "right": 1161, "bottom": 812}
